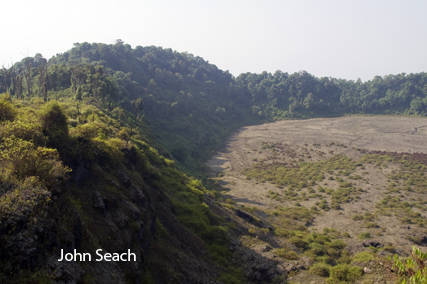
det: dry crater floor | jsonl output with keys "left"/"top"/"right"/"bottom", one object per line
{"left": 206, "top": 116, "right": 427, "bottom": 258}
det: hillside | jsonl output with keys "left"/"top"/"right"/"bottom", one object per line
{"left": 0, "top": 96, "right": 248, "bottom": 283}
{"left": 2, "top": 41, "right": 427, "bottom": 177}
{"left": 1, "top": 41, "right": 427, "bottom": 283}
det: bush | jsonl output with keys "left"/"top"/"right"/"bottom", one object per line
{"left": 0, "top": 136, "right": 70, "bottom": 187}
{"left": 274, "top": 228, "right": 290, "bottom": 237}
{"left": 352, "top": 251, "right": 374, "bottom": 263}
{"left": 352, "top": 214, "right": 364, "bottom": 221}
{"left": 0, "top": 94, "right": 16, "bottom": 122}
{"left": 309, "top": 262, "right": 331, "bottom": 277}
{"left": 309, "top": 242, "right": 326, "bottom": 256}
{"left": 70, "top": 122, "right": 104, "bottom": 140}
{"left": 329, "top": 240, "right": 347, "bottom": 250}
{"left": 357, "top": 232, "right": 372, "bottom": 239}
{"left": 1, "top": 120, "right": 45, "bottom": 146}
{"left": 40, "top": 102, "right": 69, "bottom": 148}
{"left": 327, "top": 264, "right": 363, "bottom": 283}
{"left": 337, "top": 250, "right": 352, "bottom": 264}
{"left": 275, "top": 248, "right": 299, "bottom": 260}
{"left": 248, "top": 228, "right": 256, "bottom": 235}
{"left": 289, "top": 236, "right": 308, "bottom": 250}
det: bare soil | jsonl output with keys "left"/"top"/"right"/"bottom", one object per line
{"left": 206, "top": 116, "right": 427, "bottom": 254}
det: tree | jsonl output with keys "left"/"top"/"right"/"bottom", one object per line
{"left": 131, "top": 97, "right": 144, "bottom": 118}
{"left": 37, "top": 60, "right": 48, "bottom": 101}
{"left": 84, "top": 64, "right": 104, "bottom": 99}
{"left": 410, "top": 97, "right": 424, "bottom": 112}
{"left": 303, "top": 93, "right": 315, "bottom": 110}
{"left": 40, "top": 102, "right": 69, "bottom": 149}
{"left": 2, "top": 64, "right": 11, "bottom": 94}
{"left": 75, "top": 86, "right": 83, "bottom": 101}
{"left": 23, "top": 57, "right": 33, "bottom": 99}
{"left": 70, "top": 64, "right": 85, "bottom": 95}
{"left": 105, "top": 76, "right": 118, "bottom": 114}
{"left": 12, "top": 67, "right": 24, "bottom": 100}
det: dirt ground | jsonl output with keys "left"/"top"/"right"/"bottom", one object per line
{"left": 206, "top": 116, "right": 427, "bottom": 253}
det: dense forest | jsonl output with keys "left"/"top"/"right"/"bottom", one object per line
{"left": 1, "top": 41, "right": 427, "bottom": 283}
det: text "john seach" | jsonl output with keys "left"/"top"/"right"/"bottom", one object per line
{"left": 58, "top": 249, "right": 136, "bottom": 262}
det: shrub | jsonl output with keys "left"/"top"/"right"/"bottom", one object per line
{"left": 365, "top": 222, "right": 379, "bottom": 228}
{"left": 274, "top": 228, "right": 290, "bottom": 237}
{"left": 331, "top": 203, "right": 341, "bottom": 210}
{"left": 329, "top": 240, "right": 347, "bottom": 250}
{"left": 276, "top": 248, "right": 299, "bottom": 260}
{"left": 352, "top": 251, "right": 374, "bottom": 263}
{"left": 289, "top": 236, "right": 308, "bottom": 250}
{"left": 357, "top": 232, "right": 372, "bottom": 239}
{"left": 327, "top": 264, "right": 363, "bottom": 283}
{"left": 352, "top": 214, "right": 364, "bottom": 221}
{"left": 0, "top": 136, "right": 70, "bottom": 187}
{"left": 342, "top": 232, "right": 351, "bottom": 238}
{"left": 309, "top": 262, "right": 331, "bottom": 277}
{"left": 0, "top": 94, "right": 16, "bottom": 122}
{"left": 40, "top": 102, "right": 69, "bottom": 148}
{"left": 70, "top": 122, "right": 105, "bottom": 140}
{"left": 1, "top": 120, "right": 45, "bottom": 146}
{"left": 337, "top": 250, "right": 352, "bottom": 264}
{"left": 309, "top": 242, "right": 326, "bottom": 256}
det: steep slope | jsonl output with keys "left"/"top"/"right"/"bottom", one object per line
{"left": 0, "top": 97, "right": 247, "bottom": 283}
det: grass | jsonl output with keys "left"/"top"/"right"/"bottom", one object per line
{"left": 357, "top": 232, "right": 372, "bottom": 239}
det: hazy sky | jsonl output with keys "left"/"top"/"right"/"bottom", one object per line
{"left": 2, "top": 0, "right": 426, "bottom": 81}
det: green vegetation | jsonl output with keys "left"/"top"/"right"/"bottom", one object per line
{"left": 352, "top": 251, "right": 374, "bottom": 263}
{"left": 2, "top": 43, "right": 427, "bottom": 178}
{"left": 357, "top": 232, "right": 372, "bottom": 239}
{"left": 0, "top": 94, "right": 243, "bottom": 283}
{"left": 393, "top": 246, "right": 427, "bottom": 284}
{"left": 309, "top": 262, "right": 332, "bottom": 277}
{"left": 327, "top": 264, "right": 363, "bottom": 283}
{"left": 275, "top": 248, "right": 299, "bottom": 260}
{"left": 244, "top": 152, "right": 361, "bottom": 190}
{"left": 2, "top": 42, "right": 427, "bottom": 283}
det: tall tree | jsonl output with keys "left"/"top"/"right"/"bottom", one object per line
{"left": 70, "top": 64, "right": 85, "bottom": 95}
{"left": 38, "top": 60, "right": 48, "bottom": 101}
{"left": 2, "top": 64, "right": 11, "bottom": 94}
{"left": 105, "top": 76, "right": 117, "bottom": 114}
{"left": 23, "top": 57, "right": 33, "bottom": 98}
{"left": 12, "top": 67, "right": 24, "bottom": 99}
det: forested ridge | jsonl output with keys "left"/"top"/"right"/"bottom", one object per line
{"left": 2, "top": 41, "right": 427, "bottom": 175}
{"left": 1, "top": 41, "right": 427, "bottom": 283}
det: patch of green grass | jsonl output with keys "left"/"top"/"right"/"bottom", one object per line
{"left": 352, "top": 251, "right": 374, "bottom": 263}
{"left": 357, "top": 232, "right": 372, "bottom": 239}
{"left": 243, "top": 154, "right": 362, "bottom": 190}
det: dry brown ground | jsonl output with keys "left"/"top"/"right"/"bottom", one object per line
{"left": 206, "top": 116, "right": 427, "bottom": 256}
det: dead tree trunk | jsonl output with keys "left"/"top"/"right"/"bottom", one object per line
{"left": 2, "top": 64, "right": 10, "bottom": 94}
{"left": 38, "top": 62, "right": 48, "bottom": 101}
{"left": 24, "top": 57, "right": 33, "bottom": 99}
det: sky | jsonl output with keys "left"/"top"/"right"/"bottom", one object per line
{"left": 1, "top": 0, "right": 426, "bottom": 81}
